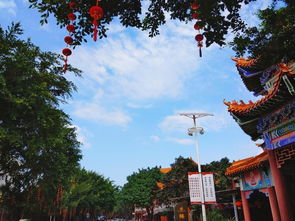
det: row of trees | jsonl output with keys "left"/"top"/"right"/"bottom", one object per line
{"left": 115, "top": 156, "right": 232, "bottom": 220}
{"left": 0, "top": 23, "right": 116, "bottom": 220}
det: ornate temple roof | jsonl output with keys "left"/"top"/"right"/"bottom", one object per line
{"left": 160, "top": 168, "right": 171, "bottom": 174}
{"left": 224, "top": 61, "right": 295, "bottom": 140}
{"left": 231, "top": 57, "right": 269, "bottom": 94}
{"left": 156, "top": 182, "right": 165, "bottom": 189}
{"left": 225, "top": 151, "right": 268, "bottom": 176}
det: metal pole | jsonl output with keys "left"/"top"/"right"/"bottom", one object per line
{"left": 193, "top": 122, "right": 207, "bottom": 221}
{"left": 179, "top": 112, "right": 213, "bottom": 221}
{"left": 232, "top": 194, "right": 239, "bottom": 221}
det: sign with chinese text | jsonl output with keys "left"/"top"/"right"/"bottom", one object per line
{"left": 263, "top": 120, "right": 295, "bottom": 149}
{"left": 188, "top": 172, "right": 216, "bottom": 204}
{"left": 202, "top": 172, "right": 216, "bottom": 204}
{"left": 188, "top": 172, "right": 202, "bottom": 204}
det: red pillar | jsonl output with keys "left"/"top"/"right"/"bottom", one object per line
{"left": 267, "top": 186, "right": 281, "bottom": 221}
{"left": 267, "top": 149, "right": 293, "bottom": 221}
{"left": 241, "top": 191, "right": 251, "bottom": 221}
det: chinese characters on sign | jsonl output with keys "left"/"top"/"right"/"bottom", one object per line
{"left": 188, "top": 172, "right": 216, "bottom": 204}
{"left": 188, "top": 172, "right": 202, "bottom": 204}
{"left": 202, "top": 172, "right": 216, "bottom": 203}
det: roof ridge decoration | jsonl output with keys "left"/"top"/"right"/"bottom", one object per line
{"left": 223, "top": 61, "right": 295, "bottom": 114}
{"left": 231, "top": 57, "right": 258, "bottom": 67}
{"left": 160, "top": 168, "right": 172, "bottom": 174}
{"left": 279, "top": 62, "right": 295, "bottom": 75}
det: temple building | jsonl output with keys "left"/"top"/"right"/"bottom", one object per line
{"left": 224, "top": 58, "right": 295, "bottom": 221}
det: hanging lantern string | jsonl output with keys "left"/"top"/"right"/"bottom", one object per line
{"left": 199, "top": 42, "right": 202, "bottom": 57}
{"left": 191, "top": 1, "right": 203, "bottom": 58}
{"left": 62, "top": 2, "right": 77, "bottom": 73}
{"left": 90, "top": 0, "right": 103, "bottom": 41}
{"left": 64, "top": 54, "right": 68, "bottom": 73}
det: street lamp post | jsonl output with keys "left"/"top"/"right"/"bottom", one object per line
{"left": 179, "top": 113, "right": 213, "bottom": 221}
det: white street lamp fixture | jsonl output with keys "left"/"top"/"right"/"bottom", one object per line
{"left": 179, "top": 112, "right": 213, "bottom": 221}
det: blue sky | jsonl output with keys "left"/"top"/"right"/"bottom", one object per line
{"left": 0, "top": 0, "right": 271, "bottom": 186}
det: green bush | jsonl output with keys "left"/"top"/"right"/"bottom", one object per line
{"left": 206, "top": 209, "right": 227, "bottom": 221}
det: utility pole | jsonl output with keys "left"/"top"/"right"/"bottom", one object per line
{"left": 179, "top": 112, "right": 213, "bottom": 221}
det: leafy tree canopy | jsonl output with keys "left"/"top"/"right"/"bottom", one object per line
{"left": 157, "top": 156, "right": 232, "bottom": 205}
{"left": 157, "top": 156, "right": 198, "bottom": 205}
{"left": 231, "top": 1, "right": 295, "bottom": 67}
{"left": 28, "top": 0, "right": 294, "bottom": 67}
{"left": 120, "top": 167, "right": 163, "bottom": 212}
{"left": 202, "top": 157, "right": 232, "bottom": 191}
{"left": 29, "top": 0, "right": 252, "bottom": 47}
{"left": 61, "top": 168, "right": 116, "bottom": 216}
{"left": 0, "top": 23, "right": 82, "bottom": 218}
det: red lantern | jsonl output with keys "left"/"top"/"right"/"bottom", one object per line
{"left": 62, "top": 48, "right": 72, "bottom": 73}
{"left": 69, "top": 2, "right": 77, "bottom": 9}
{"left": 191, "top": 2, "right": 199, "bottom": 10}
{"left": 235, "top": 201, "right": 242, "bottom": 207}
{"left": 89, "top": 6, "right": 103, "bottom": 20}
{"left": 192, "top": 12, "right": 199, "bottom": 19}
{"left": 66, "top": 24, "right": 75, "bottom": 33}
{"left": 194, "top": 23, "right": 201, "bottom": 30}
{"left": 195, "top": 34, "right": 203, "bottom": 41}
{"left": 68, "top": 12, "right": 76, "bottom": 21}
{"left": 64, "top": 36, "right": 73, "bottom": 45}
{"left": 89, "top": 5, "right": 103, "bottom": 41}
{"left": 62, "top": 48, "right": 72, "bottom": 56}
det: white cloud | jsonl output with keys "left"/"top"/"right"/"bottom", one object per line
{"left": 166, "top": 137, "right": 193, "bottom": 145}
{"left": 107, "top": 23, "right": 125, "bottom": 35}
{"left": 159, "top": 115, "right": 192, "bottom": 133}
{"left": 71, "top": 19, "right": 201, "bottom": 101}
{"left": 73, "top": 102, "right": 132, "bottom": 127}
{"left": 159, "top": 110, "right": 232, "bottom": 133}
{"left": 150, "top": 135, "right": 160, "bottom": 142}
{"left": 0, "top": 0, "right": 16, "bottom": 15}
{"left": 93, "top": 88, "right": 105, "bottom": 101}
{"left": 68, "top": 19, "right": 205, "bottom": 127}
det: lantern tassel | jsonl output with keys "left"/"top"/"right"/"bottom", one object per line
{"left": 93, "top": 20, "right": 98, "bottom": 41}
{"left": 63, "top": 56, "right": 68, "bottom": 73}
{"left": 199, "top": 46, "right": 202, "bottom": 57}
